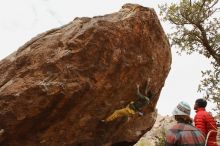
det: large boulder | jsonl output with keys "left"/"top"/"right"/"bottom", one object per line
{"left": 0, "top": 3, "right": 171, "bottom": 146}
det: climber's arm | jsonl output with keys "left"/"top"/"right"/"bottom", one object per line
{"left": 136, "top": 84, "right": 150, "bottom": 103}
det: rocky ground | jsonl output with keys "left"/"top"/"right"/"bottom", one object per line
{"left": 134, "top": 114, "right": 175, "bottom": 146}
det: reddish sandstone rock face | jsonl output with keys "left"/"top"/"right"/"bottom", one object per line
{"left": 0, "top": 3, "right": 171, "bottom": 146}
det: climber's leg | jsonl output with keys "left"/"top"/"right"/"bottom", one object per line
{"left": 104, "top": 106, "right": 136, "bottom": 122}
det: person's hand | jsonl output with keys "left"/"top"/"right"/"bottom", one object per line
{"left": 136, "top": 84, "right": 140, "bottom": 89}
{"left": 0, "top": 129, "right": 4, "bottom": 136}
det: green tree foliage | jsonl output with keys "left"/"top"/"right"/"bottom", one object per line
{"left": 159, "top": 0, "right": 220, "bottom": 111}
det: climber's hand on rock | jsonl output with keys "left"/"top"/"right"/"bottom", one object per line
{"left": 136, "top": 84, "right": 140, "bottom": 89}
{"left": 0, "top": 129, "right": 4, "bottom": 136}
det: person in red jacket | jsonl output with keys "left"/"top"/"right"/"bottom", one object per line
{"left": 194, "top": 98, "right": 218, "bottom": 146}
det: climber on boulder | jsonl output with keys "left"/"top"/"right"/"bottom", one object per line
{"left": 102, "top": 84, "right": 151, "bottom": 122}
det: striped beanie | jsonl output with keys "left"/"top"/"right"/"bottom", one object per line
{"left": 172, "top": 101, "right": 191, "bottom": 116}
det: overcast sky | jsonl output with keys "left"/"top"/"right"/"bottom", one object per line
{"left": 0, "top": 0, "right": 214, "bottom": 117}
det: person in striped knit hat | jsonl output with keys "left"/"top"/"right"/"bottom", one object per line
{"left": 165, "top": 101, "right": 205, "bottom": 146}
